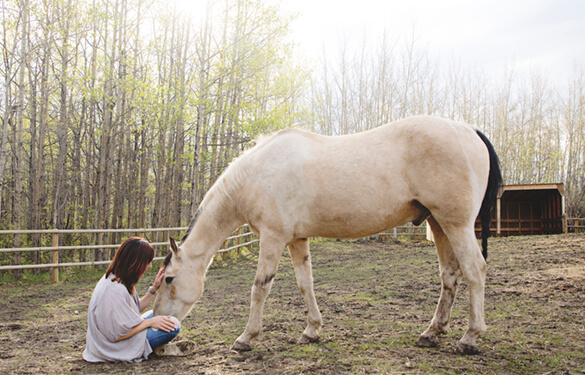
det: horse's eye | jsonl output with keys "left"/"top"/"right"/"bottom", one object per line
{"left": 165, "top": 276, "right": 174, "bottom": 284}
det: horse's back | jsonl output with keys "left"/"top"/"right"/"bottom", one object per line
{"left": 237, "top": 116, "right": 489, "bottom": 238}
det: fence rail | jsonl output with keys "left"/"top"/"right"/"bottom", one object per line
{"left": 0, "top": 224, "right": 430, "bottom": 282}
{"left": 8, "top": 218, "right": 581, "bottom": 283}
{"left": 365, "top": 225, "right": 427, "bottom": 241}
{"left": 0, "top": 226, "right": 259, "bottom": 282}
{"left": 566, "top": 217, "right": 585, "bottom": 233}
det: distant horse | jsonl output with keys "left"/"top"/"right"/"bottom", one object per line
{"left": 153, "top": 116, "right": 502, "bottom": 354}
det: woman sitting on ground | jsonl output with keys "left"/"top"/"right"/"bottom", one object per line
{"left": 83, "top": 237, "right": 181, "bottom": 362}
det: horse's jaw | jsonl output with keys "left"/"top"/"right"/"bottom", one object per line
{"left": 152, "top": 276, "right": 202, "bottom": 321}
{"left": 153, "top": 293, "right": 197, "bottom": 321}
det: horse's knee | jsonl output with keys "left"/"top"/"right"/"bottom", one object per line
{"left": 440, "top": 267, "right": 461, "bottom": 288}
{"left": 254, "top": 272, "right": 276, "bottom": 289}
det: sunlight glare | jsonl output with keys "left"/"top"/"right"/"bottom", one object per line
{"left": 172, "top": 0, "right": 208, "bottom": 21}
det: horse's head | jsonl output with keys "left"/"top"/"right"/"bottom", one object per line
{"left": 153, "top": 237, "right": 205, "bottom": 321}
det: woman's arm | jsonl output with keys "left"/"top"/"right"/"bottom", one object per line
{"left": 139, "top": 291, "right": 155, "bottom": 313}
{"left": 139, "top": 266, "right": 165, "bottom": 312}
{"left": 115, "top": 315, "right": 177, "bottom": 342}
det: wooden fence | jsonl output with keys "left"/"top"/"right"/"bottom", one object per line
{"left": 0, "top": 226, "right": 258, "bottom": 283}
{"left": 566, "top": 217, "right": 585, "bottom": 233}
{"left": 363, "top": 224, "right": 427, "bottom": 242}
{"left": 6, "top": 219, "right": 581, "bottom": 283}
{"left": 0, "top": 224, "right": 429, "bottom": 283}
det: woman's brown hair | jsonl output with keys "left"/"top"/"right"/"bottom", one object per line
{"left": 106, "top": 237, "right": 154, "bottom": 294}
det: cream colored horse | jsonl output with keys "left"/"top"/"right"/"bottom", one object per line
{"left": 153, "top": 115, "right": 502, "bottom": 355}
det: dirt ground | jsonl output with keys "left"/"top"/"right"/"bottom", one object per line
{"left": 1, "top": 234, "right": 584, "bottom": 374}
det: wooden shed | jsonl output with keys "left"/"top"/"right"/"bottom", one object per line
{"left": 479, "top": 183, "right": 565, "bottom": 237}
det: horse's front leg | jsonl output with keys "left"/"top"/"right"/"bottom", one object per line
{"left": 288, "top": 238, "right": 322, "bottom": 344}
{"left": 232, "top": 235, "right": 285, "bottom": 352}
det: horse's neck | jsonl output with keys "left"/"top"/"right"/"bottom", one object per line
{"left": 182, "top": 189, "right": 242, "bottom": 259}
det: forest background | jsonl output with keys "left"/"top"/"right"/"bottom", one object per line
{"left": 1, "top": 0, "right": 584, "bottom": 264}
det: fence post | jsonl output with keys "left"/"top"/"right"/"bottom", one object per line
{"left": 496, "top": 197, "right": 501, "bottom": 236}
{"left": 97, "top": 231, "right": 103, "bottom": 263}
{"left": 52, "top": 231, "right": 59, "bottom": 283}
{"left": 237, "top": 227, "right": 242, "bottom": 255}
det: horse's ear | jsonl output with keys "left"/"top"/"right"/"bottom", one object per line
{"left": 169, "top": 237, "right": 179, "bottom": 256}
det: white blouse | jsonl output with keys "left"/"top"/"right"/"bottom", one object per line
{"left": 83, "top": 274, "right": 152, "bottom": 362}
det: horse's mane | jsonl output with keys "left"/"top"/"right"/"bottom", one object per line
{"left": 210, "top": 134, "right": 271, "bottom": 201}
{"left": 180, "top": 134, "right": 273, "bottom": 245}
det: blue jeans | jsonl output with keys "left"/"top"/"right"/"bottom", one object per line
{"left": 142, "top": 311, "right": 180, "bottom": 349}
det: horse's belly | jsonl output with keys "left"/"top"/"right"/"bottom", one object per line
{"left": 306, "top": 220, "right": 401, "bottom": 239}
{"left": 300, "top": 203, "right": 418, "bottom": 239}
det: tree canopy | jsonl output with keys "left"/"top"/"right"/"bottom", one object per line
{"left": 1, "top": 0, "right": 584, "bottom": 255}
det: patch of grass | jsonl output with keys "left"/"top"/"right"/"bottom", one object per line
{"left": 0, "top": 270, "right": 52, "bottom": 284}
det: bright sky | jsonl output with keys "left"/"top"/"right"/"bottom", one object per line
{"left": 286, "top": 0, "right": 585, "bottom": 84}
{"left": 176, "top": 0, "right": 585, "bottom": 84}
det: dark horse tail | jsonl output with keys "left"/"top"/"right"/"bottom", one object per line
{"left": 476, "top": 130, "right": 503, "bottom": 260}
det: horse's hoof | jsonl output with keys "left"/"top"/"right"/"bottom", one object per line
{"left": 153, "top": 340, "right": 196, "bottom": 357}
{"left": 232, "top": 340, "right": 252, "bottom": 352}
{"left": 456, "top": 342, "right": 479, "bottom": 355}
{"left": 416, "top": 335, "right": 439, "bottom": 348}
{"left": 298, "top": 333, "right": 319, "bottom": 344}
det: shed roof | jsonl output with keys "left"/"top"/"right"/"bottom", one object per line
{"left": 498, "top": 183, "right": 564, "bottom": 200}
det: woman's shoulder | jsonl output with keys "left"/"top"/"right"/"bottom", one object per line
{"left": 96, "top": 274, "right": 130, "bottom": 297}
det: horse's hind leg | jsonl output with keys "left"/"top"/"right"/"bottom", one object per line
{"left": 448, "top": 226, "right": 487, "bottom": 354}
{"left": 288, "top": 238, "right": 323, "bottom": 344}
{"left": 232, "top": 234, "right": 286, "bottom": 351}
{"left": 427, "top": 219, "right": 487, "bottom": 354}
{"left": 417, "top": 216, "right": 463, "bottom": 348}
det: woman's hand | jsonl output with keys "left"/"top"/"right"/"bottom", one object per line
{"left": 148, "top": 315, "right": 177, "bottom": 332}
{"left": 116, "top": 315, "right": 178, "bottom": 342}
{"left": 140, "top": 266, "right": 166, "bottom": 312}
{"left": 151, "top": 266, "right": 165, "bottom": 292}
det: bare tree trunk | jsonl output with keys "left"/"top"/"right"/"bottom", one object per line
{"left": 96, "top": 0, "right": 120, "bottom": 260}
{"left": 12, "top": 0, "right": 29, "bottom": 278}
{"left": 209, "top": 93, "right": 223, "bottom": 186}
{"left": 31, "top": 12, "right": 53, "bottom": 268}
{"left": 53, "top": 0, "right": 72, "bottom": 237}
{"left": 151, "top": 12, "right": 173, "bottom": 230}
{"left": 126, "top": 0, "right": 142, "bottom": 230}
{"left": 27, "top": 62, "right": 41, "bottom": 263}
{"left": 0, "top": 1, "right": 15, "bottom": 219}
{"left": 198, "top": 125, "right": 208, "bottom": 203}
{"left": 85, "top": 0, "right": 100, "bottom": 261}
{"left": 563, "top": 68, "right": 585, "bottom": 216}
{"left": 191, "top": 0, "right": 213, "bottom": 216}
{"left": 173, "top": 22, "right": 189, "bottom": 227}
{"left": 109, "top": 0, "right": 128, "bottom": 252}
{"left": 138, "top": 125, "right": 150, "bottom": 229}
